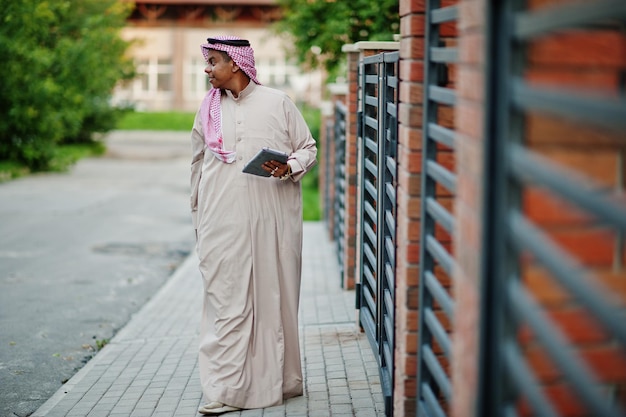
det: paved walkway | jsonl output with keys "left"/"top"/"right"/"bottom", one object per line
{"left": 33, "top": 222, "right": 385, "bottom": 417}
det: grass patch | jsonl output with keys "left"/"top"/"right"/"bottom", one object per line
{"left": 301, "top": 163, "right": 320, "bottom": 221}
{"left": 0, "top": 161, "right": 29, "bottom": 183}
{"left": 117, "top": 111, "right": 196, "bottom": 131}
{"left": 302, "top": 180, "right": 321, "bottom": 221}
{"left": 49, "top": 142, "right": 106, "bottom": 172}
{"left": 299, "top": 104, "right": 321, "bottom": 221}
{"left": 0, "top": 142, "right": 106, "bottom": 183}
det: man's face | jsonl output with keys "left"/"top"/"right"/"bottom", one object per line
{"left": 204, "top": 50, "right": 235, "bottom": 89}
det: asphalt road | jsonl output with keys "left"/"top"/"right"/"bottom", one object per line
{"left": 0, "top": 131, "right": 195, "bottom": 417}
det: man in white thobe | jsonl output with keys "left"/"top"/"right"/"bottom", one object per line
{"left": 189, "top": 35, "right": 317, "bottom": 415}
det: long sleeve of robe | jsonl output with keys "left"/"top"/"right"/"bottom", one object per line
{"left": 190, "top": 82, "right": 317, "bottom": 409}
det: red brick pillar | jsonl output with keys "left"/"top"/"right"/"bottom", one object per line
{"left": 340, "top": 46, "right": 360, "bottom": 290}
{"left": 395, "top": 1, "right": 427, "bottom": 414}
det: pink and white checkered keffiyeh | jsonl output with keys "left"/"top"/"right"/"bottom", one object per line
{"left": 199, "top": 35, "right": 261, "bottom": 163}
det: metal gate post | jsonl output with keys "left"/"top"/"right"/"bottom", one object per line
{"left": 416, "top": 1, "right": 459, "bottom": 415}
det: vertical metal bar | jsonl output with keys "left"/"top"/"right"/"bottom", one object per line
{"left": 376, "top": 56, "right": 385, "bottom": 357}
{"left": 478, "top": 0, "right": 527, "bottom": 415}
{"left": 378, "top": 55, "right": 388, "bottom": 411}
{"left": 358, "top": 59, "right": 367, "bottom": 329}
{"left": 381, "top": 53, "right": 398, "bottom": 416}
{"left": 477, "top": 0, "right": 503, "bottom": 414}
{"left": 417, "top": 0, "right": 439, "bottom": 412}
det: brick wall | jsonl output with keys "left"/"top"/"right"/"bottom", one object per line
{"left": 341, "top": 48, "right": 360, "bottom": 290}
{"left": 395, "top": 1, "right": 426, "bottom": 414}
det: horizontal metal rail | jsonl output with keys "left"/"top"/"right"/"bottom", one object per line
{"left": 508, "top": 280, "right": 624, "bottom": 417}
{"left": 509, "top": 144, "right": 626, "bottom": 230}
{"left": 514, "top": 0, "right": 626, "bottom": 39}
{"left": 509, "top": 212, "right": 626, "bottom": 347}
{"left": 428, "top": 123, "right": 456, "bottom": 149}
{"left": 428, "top": 85, "right": 456, "bottom": 106}
{"left": 424, "top": 308, "right": 452, "bottom": 359}
{"left": 503, "top": 342, "right": 559, "bottom": 417}
{"left": 425, "top": 235, "right": 453, "bottom": 276}
{"left": 425, "top": 271, "right": 455, "bottom": 319}
{"left": 431, "top": 47, "right": 458, "bottom": 63}
{"left": 425, "top": 197, "right": 455, "bottom": 233}
{"left": 426, "top": 161, "right": 456, "bottom": 193}
{"left": 512, "top": 79, "right": 626, "bottom": 131}
{"left": 423, "top": 343, "right": 452, "bottom": 401}
{"left": 431, "top": 5, "right": 458, "bottom": 24}
{"left": 421, "top": 383, "right": 447, "bottom": 417}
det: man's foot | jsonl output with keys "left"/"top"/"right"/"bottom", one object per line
{"left": 198, "top": 401, "right": 241, "bottom": 415}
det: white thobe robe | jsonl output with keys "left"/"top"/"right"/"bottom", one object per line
{"left": 190, "top": 81, "right": 317, "bottom": 409}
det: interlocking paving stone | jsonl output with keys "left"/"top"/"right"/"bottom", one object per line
{"left": 33, "top": 222, "right": 385, "bottom": 416}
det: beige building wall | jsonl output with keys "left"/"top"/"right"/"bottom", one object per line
{"left": 113, "top": 25, "right": 323, "bottom": 112}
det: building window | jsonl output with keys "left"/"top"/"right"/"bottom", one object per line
{"left": 156, "top": 59, "right": 172, "bottom": 91}
{"left": 135, "top": 58, "right": 173, "bottom": 96}
{"left": 257, "top": 57, "right": 296, "bottom": 88}
{"left": 185, "top": 58, "right": 210, "bottom": 100}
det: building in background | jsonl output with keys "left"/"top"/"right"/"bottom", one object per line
{"left": 114, "top": 0, "right": 323, "bottom": 111}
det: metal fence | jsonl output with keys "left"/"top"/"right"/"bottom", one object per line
{"left": 416, "top": 2, "right": 459, "bottom": 416}
{"left": 333, "top": 101, "right": 347, "bottom": 284}
{"left": 324, "top": 1, "right": 625, "bottom": 416}
{"left": 356, "top": 50, "right": 399, "bottom": 417}
{"left": 323, "top": 118, "right": 333, "bottom": 225}
{"left": 479, "top": 1, "right": 626, "bottom": 416}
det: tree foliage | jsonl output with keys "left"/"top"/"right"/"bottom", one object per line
{"left": 0, "top": 0, "right": 134, "bottom": 170}
{"left": 274, "top": 0, "right": 399, "bottom": 78}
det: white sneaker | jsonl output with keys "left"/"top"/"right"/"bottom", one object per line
{"left": 198, "top": 401, "right": 241, "bottom": 415}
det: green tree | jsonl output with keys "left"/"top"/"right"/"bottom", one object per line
{"left": 274, "top": 0, "right": 399, "bottom": 78}
{"left": 0, "top": 0, "right": 134, "bottom": 170}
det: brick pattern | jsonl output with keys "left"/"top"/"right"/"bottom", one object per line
{"left": 516, "top": 1, "right": 626, "bottom": 414}
{"left": 395, "top": 1, "right": 426, "bottom": 414}
{"left": 342, "top": 51, "right": 361, "bottom": 290}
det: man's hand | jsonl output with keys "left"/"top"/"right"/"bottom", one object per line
{"left": 263, "top": 160, "right": 289, "bottom": 178}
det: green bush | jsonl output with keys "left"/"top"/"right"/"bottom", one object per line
{"left": 0, "top": 0, "right": 134, "bottom": 171}
{"left": 275, "top": 0, "right": 399, "bottom": 78}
